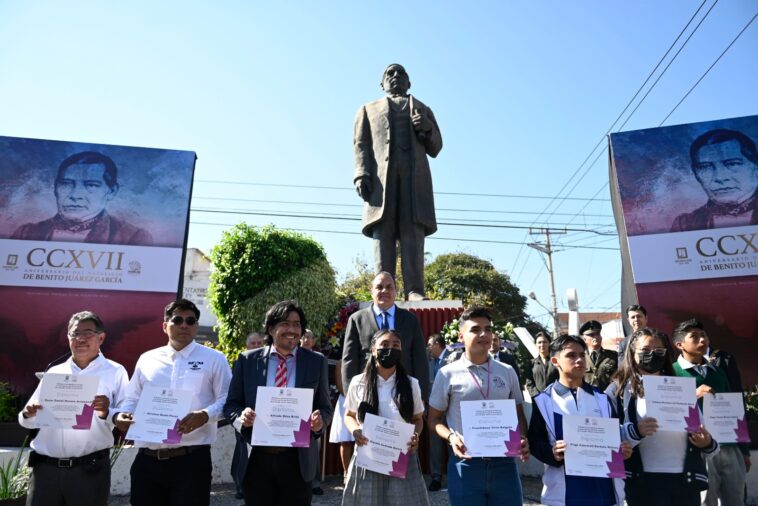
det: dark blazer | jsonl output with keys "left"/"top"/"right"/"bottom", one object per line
{"left": 12, "top": 211, "right": 153, "bottom": 246}
{"left": 584, "top": 348, "right": 618, "bottom": 391}
{"left": 671, "top": 192, "right": 758, "bottom": 232}
{"left": 341, "top": 305, "right": 430, "bottom": 401}
{"left": 525, "top": 355, "right": 559, "bottom": 398}
{"left": 223, "top": 345, "right": 333, "bottom": 483}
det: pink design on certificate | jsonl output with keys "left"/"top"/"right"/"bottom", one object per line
{"left": 684, "top": 405, "right": 701, "bottom": 432}
{"left": 291, "top": 419, "right": 311, "bottom": 448}
{"left": 389, "top": 451, "right": 410, "bottom": 479}
{"left": 162, "top": 419, "right": 182, "bottom": 444}
{"left": 72, "top": 403, "right": 95, "bottom": 430}
{"left": 735, "top": 416, "right": 751, "bottom": 443}
{"left": 504, "top": 428, "right": 522, "bottom": 457}
{"left": 606, "top": 449, "right": 625, "bottom": 478}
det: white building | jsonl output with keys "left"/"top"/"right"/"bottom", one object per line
{"left": 182, "top": 248, "right": 218, "bottom": 342}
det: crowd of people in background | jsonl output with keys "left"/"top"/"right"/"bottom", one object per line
{"left": 16, "top": 271, "right": 751, "bottom": 506}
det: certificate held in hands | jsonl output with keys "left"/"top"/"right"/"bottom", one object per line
{"left": 563, "top": 415, "right": 624, "bottom": 479}
{"left": 642, "top": 375, "right": 700, "bottom": 432}
{"left": 127, "top": 386, "right": 192, "bottom": 444}
{"left": 703, "top": 392, "right": 751, "bottom": 443}
{"left": 460, "top": 399, "right": 522, "bottom": 457}
{"left": 355, "top": 413, "right": 415, "bottom": 478}
{"left": 34, "top": 373, "right": 100, "bottom": 430}
{"left": 251, "top": 386, "right": 314, "bottom": 448}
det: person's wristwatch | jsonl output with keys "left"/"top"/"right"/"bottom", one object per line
{"left": 352, "top": 428, "right": 362, "bottom": 439}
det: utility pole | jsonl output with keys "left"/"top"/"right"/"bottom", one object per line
{"left": 528, "top": 228, "right": 566, "bottom": 338}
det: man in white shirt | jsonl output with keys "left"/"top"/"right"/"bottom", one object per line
{"left": 114, "top": 299, "right": 232, "bottom": 506}
{"left": 428, "top": 307, "right": 530, "bottom": 506}
{"left": 19, "top": 310, "right": 129, "bottom": 506}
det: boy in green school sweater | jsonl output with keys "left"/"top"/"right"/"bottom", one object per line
{"left": 672, "top": 318, "right": 749, "bottom": 506}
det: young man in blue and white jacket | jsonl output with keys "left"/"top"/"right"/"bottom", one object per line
{"left": 528, "top": 334, "right": 633, "bottom": 506}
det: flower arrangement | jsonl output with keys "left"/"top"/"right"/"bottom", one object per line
{"left": 440, "top": 318, "right": 461, "bottom": 345}
{"left": 322, "top": 301, "right": 360, "bottom": 358}
{"left": 440, "top": 318, "right": 517, "bottom": 349}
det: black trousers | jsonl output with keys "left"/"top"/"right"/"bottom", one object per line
{"left": 27, "top": 453, "right": 110, "bottom": 506}
{"left": 130, "top": 446, "right": 212, "bottom": 506}
{"left": 625, "top": 472, "right": 700, "bottom": 506}
{"left": 243, "top": 447, "right": 311, "bottom": 506}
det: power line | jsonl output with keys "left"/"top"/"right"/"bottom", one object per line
{"left": 191, "top": 196, "right": 614, "bottom": 218}
{"left": 512, "top": 1, "right": 715, "bottom": 282}
{"left": 191, "top": 205, "right": 615, "bottom": 229}
{"left": 193, "top": 180, "right": 609, "bottom": 202}
{"left": 564, "top": 3, "right": 754, "bottom": 228}
{"left": 659, "top": 9, "right": 758, "bottom": 126}
{"left": 189, "top": 221, "right": 620, "bottom": 250}
{"left": 541, "top": 0, "right": 715, "bottom": 221}
{"left": 190, "top": 207, "right": 618, "bottom": 234}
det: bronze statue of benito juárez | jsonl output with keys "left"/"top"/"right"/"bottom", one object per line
{"left": 353, "top": 64, "right": 442, "bottom": 301}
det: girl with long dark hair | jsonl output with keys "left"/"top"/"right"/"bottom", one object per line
{"left": 341, "top": 329, "right": 429, "bottom": 506}
{"left": 605, "top": 327, "right": 718, "bottom": 506}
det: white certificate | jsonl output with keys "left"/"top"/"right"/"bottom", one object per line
{"left": 460, "top": 399, "right": 521, "bottom": 457}
{"left": 355, "top": 413, "right": 415, "bottom": 478}
{"left": 251, "top": 386, "right": 314, "bottom": 448}
{"left": 34, "top": 373, "right": 100, "bottom": 430}
{"left": 642, "top": 375, "right": 699, "bottom": 432}
{"left": 563, "top": 414, "right": 624, "bottom": 478}
{"left": 703, "top": 392, "right": 750, "bottom": 444}
{"left": 127, "top": 386, "right": 192, "bottom": 444}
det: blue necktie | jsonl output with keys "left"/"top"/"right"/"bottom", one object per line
{"left": 381, "top": 312, "right": 390, "bottom": 330}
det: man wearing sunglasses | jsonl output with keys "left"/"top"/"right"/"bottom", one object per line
{"left": 19, "top": 311, "right": 129, "bottom": 506}
{"left": 114, "top": 299, "right": 232, "bottom": 506}
{"left": 580, "top": 320, "right": 618, "bottom": 391}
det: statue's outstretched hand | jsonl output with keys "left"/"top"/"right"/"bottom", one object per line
{"left": 355, "top": 177, "right": 372, "bottom": 201}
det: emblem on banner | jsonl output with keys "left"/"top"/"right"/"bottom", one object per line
{"left": 128, "top": 261, "right": 141, "bottom": 275}
{"left": 3, "top": 254, "right": 19, "bottom": 271}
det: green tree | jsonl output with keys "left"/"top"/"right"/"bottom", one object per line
{"left": 208, "top": 224, "right": 338, "bottom": 360}
{"left": 425, "top": 253, "right": 527, "bottom": 324}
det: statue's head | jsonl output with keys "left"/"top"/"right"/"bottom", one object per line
{"left": 380, "top": 64, "right": 411, "bottom": 97}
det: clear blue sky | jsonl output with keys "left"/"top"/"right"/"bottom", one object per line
{"left": 1, "top": 1, "right": 756, "bottom": 330}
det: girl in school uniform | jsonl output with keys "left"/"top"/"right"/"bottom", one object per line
{"left": 606, "top": 327, "right": 718, "bottom": 506}
{"left": 341, "top": 329, "right": 429, "bottom": 506}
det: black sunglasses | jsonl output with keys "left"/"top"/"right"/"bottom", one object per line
{"left": 169, "top": 316, "right": 198, "bottom": 326}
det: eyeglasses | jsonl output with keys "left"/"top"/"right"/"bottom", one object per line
{"left": 168, "top": 316, "right": 198, "bottom": 326}
{"left": 638, "top": 348, "right": 667, "bottom": 356}
{"left": 67, "top": 330, "right": 101, "bottom": 340}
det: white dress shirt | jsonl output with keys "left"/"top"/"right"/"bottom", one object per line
{"left": 372, "top": 304, "right": 396, "bottom": 330}
{"left": 119, "top": 341, "right": 232, "bottom": 449}
{"left": 18, "top": 353, "right": 129, "bottom": 458}
{"left": 345, "top": 371, "right": 424, "bottom": 423}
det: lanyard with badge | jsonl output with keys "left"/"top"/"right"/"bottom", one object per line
{"left": 468, "top": 360, "right": 491, "bottom": 400}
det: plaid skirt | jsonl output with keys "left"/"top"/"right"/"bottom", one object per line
{"left": 342, "top": 452, "right": 430, "bottom": 506}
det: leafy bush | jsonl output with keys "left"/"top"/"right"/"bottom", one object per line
{"left": 208, "top": 224, "right": 337, "bottom": 360}
{"left": 0, "top": 382, "right": 18, "bottom": 423}
{"left": 426, "top": 253, "right": 527, "bottom": 325}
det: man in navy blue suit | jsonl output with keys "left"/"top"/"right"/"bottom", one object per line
{"left": 224, "top": 300, "right": 333, "bottom": 506}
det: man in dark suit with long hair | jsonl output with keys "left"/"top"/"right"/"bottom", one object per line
{"left": 224, "top": 300, "right": 333, "bottom": 505}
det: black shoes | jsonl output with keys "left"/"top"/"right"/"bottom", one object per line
{"left": 428, "top": 479, "right": 442, "bottom": 491}
{"left": 312, "top": 487, "right": 324, "bottom": 496}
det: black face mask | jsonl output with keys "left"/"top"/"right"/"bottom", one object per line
{"left": 637, "top": 350, "right": 667, "bottom": 373}
{"left": 376, "top": 348, "right": 402, "bottom": 369}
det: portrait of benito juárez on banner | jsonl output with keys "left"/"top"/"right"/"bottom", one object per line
{"left": 11, "top": 150, "right": 153, "bottom": 246}
{"left": 670, "top": 128, "right": 758, "bottom": 232}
